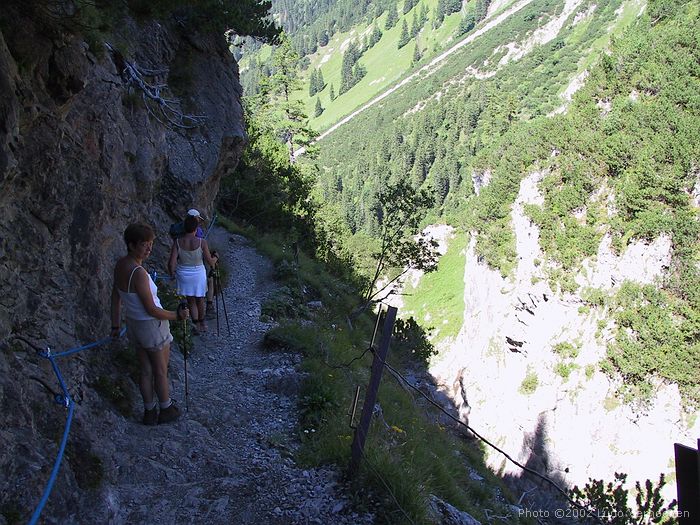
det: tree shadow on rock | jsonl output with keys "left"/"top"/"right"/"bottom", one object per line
{"left": 502, "top": 412, "right": 573, "bottom": 524}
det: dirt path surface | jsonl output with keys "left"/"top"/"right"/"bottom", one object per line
{"left": 82, "top": 228, "right": 372, "bottom": 525}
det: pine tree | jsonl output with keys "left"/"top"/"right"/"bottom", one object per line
{"left": 314, "top": 97, "right": 323, "bottom": 117}
{"left": 412, "top": 42, "right": 421, "bottom": 65}
{"left": 398, "top": 19, "right": 410, "bottom": 49}
{"left": 445, "top": 0, "right": 462, "bottom": 16}
{"left": 339, "top": 48, "right": 353, "bottom": 94}
{"left": 317, "top": 69, "right": 325, "bottom": 92}
{"left": 403, "top": 0, "right": 416, "bottom": 15}
{"left": 340, "top": 43, "right": 356, "bottom": 94}
{"left": 241, "top": 56, "right": 261, "bottom": 96}
{"left": 353, "top": 62, "right": 367, "bottom": 84}
{"left": 329, "top": 83, "right": 336, "bottom": 101}
{"left": 308, "top": 69, "right": 318, "bottom": 97}
{"left": 385, "top": 3, "right": 398, "bottom": 30}
{"left": 419, "top": 3, "right": 428, "bottom": 25}
{"left": 475, "top": 0, "right": 491, "bottom": 21}
{"left": 434, "top": 170, "right": 450, "bottom": 204}
{"left": 410, "top": 9, "right": 420, "bottom": 37}
{"left": 434, "top": 4, "right": 445, "bottom": 26}
{"left": 370, "top": 25, "right": 383, "bottom": 47}
{"left": 457, "top": 12, "right": 475, "bottom": 36}
{"left": 411, "top": 147, "right": 428, "bottom": 186}
{"left": 267, "top": 33, "right": 318, "bottom": 162}
{"left": 318, "top": 30, "right": 329, "bottom": 47}
{"left": 437, "top": 0, "right": 447, "bottom": 18}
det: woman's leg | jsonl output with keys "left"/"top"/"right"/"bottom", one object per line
{"left": 196, "top": 296, "right": 206, "bottom": 331}
{"left": 187, "top": 296, "right": 199, "bottom": 327}
{"left": 147, "top": 343, "right": 171, "bottom": 403}
{"left": 136, "top": 347, "right": 155, "bottom": 405}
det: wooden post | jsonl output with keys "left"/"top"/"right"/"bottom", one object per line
{"left": 348, "top": 305, "right": 397, "bottom": 478}
{"left": 674, "top": 440, "right": 699, "bottom": 525}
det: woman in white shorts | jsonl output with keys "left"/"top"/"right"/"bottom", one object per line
{"left": 110, "top": 223, "right": 189, "bottom": 425}
{"left": 168, "top": 215, "right": 218, "bottom": 333}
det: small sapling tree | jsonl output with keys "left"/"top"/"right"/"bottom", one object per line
{"left": 358, "top": 179, "right": 439, "bottom": 314}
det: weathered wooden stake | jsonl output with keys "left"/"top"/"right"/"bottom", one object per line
{"left": 674, "top": 440, "right": 699, "bottom": 525}
{"left": 348, "top": 305, "right": 397, "bottom": 478}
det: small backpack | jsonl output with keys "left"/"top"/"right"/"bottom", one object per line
{"left": 169, "top": 221, "right": 185, "bottom": 239}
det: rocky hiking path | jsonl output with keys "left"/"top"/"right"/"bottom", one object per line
{"left": 84, "top": 229, "right": 372, "bottom": 525}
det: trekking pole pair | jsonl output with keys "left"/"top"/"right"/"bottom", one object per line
{"left": 210, "top": 252, "right": 230, "bottom": 337}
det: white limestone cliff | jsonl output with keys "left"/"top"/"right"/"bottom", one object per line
{"left": 429, "top": 171, "right": 699, "bottom": 501}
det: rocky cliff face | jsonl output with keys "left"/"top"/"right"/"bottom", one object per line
{"left": 0, "top": 9, "right": 246, "bottom": 520}
{"left": 430, "top": 171, "right": 699, "bottom": 503}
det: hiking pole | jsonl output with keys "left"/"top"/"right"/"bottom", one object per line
{"left": 216, "top": 268, "right": 231, "bottom": 336}
{"left": 178, "top": 299, "right": 190, "bottom": 411}
{"left": 214, "top": 270, "right": 220, "bottom": 337}
{"left": 210, "top": 253, "right": 220, "bottom": 337}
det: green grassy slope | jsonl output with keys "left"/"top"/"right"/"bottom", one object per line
{"left": 304, "top": 0, "right": 466, "bottom": 130}
{"left": 402, "top": 231, "right": 467, "bottom": 347}
{"left": 301, "top": 0, "right": 641, "bottom": 132}
{"left": 243, "top": 0, "right": 511, "bottom": 129}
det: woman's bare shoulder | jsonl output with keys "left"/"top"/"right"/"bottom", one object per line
{"left": 114, "top": 257, "right": 142, "bottom": 288}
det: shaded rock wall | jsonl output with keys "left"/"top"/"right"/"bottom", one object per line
{"left": 0, "top": 15, "right": 245, "bottom": 344}
{"left": 0, "top": 9, "right": 246, "bottom": 520}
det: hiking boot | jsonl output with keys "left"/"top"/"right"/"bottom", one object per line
{"left": 158, "top": 402, "right": 181, "bottom": 424}
{"left": 142, "top": 407, "right": 158, "bottom": 426}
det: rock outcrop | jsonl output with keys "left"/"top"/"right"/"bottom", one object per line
{"left": 0, "top": 8, "right": 246, "bottom": 520}
{"left": 430, "top": 170, "right": 699, "bottom": 504}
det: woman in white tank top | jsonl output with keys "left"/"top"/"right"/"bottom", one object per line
{"left": 110, "top": 223, "right": 189, "bottom": 425}
{"left": 168, "top": 215, "right": 218, "bottom": 333}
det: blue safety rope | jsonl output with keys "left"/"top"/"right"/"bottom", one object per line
{"left": 29, "top": 398, "right": 74, "bottom": 525}
{"left": 51, "top": 334, "right": 122, "bottom": 358}
{"left": 26, "top": 328, "right": 126, "bottom": 525}
{"left": 149, "top": 270, "right": 175, "bottom": 283}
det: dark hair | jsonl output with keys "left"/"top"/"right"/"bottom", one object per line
{"left": 184, "top": 215, "right": 199, "bottom": 233}
{"left": 124, "top": 223, "right": 155, "bottom": 249}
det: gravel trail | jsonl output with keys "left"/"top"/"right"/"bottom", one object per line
{"left": 83, "top": 229, "right": 372, "bottom": 525}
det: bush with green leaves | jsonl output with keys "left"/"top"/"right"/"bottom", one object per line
{"left": 569, "top": 472, "right": 677, "bottom": 525}
{"left": 553, "top": 341, "right": 579, "bottom": 360}
{"left": 298, "top": 376, "right": 339, "bottom": 429}
{"left": 555, "top": 361, "right": 578, "bottom": 381}
{"left": 261, "top": 286, "right": 308, "bottom": 321}
{"left": 605, "top": 282, "right": 700, "bottom": 405}
{"left": 218, "top": 81, "right": 317, "bottom": 241}
{"left": 520, "top": 369, "right": 539, "bottom": 395}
